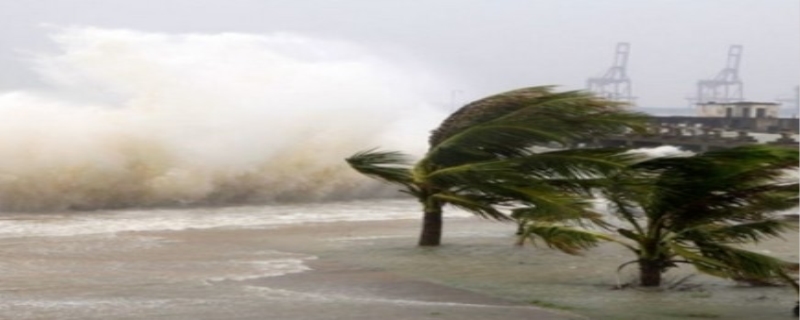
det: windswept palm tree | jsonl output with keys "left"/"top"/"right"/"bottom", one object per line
{"left": 519, "top": 145, "right": 800, "bottom": 288}
{"left": 346, "top": 86, "right": 646, "bottom": 246}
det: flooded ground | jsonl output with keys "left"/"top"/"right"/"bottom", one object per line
{"left": 0, "top": 199, "right": 796, "bottom": 319}
{"left": 320, "top": 218, "right": 799, "bottom": 320}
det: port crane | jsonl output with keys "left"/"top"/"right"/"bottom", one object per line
{"left": 693, "top": 45, "right": 744, "bottom": 104}
{"left": 586, "top": 42, "right": 635, "bottom": 104}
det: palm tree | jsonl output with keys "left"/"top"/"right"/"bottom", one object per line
{"left": 519, "top": 145, "right": 800, "bottom": 288}
{"left": 346, "top": 86, "right": 646, "bottom": 246}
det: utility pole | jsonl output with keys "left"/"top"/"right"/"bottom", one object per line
{"left": 693, "top": 45, "right": 745, "bottom": 104}
{"left": 586, "top": 42, "right": 635, "bottom": 104}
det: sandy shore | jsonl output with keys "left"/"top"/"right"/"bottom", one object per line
{"left": 0, "top": 213, "right": 795, "bottom": 319}
{"left": 236, "top": 217, "right": 799, "bottom": 320}
{"left": 198, "top": 218, "right": 589, "bottom": 319}
{"left": 0, "top": 215, "right": 586, "bottom": 320}
{"left": 249, "top": 258, "right": 585, "bottom": 320}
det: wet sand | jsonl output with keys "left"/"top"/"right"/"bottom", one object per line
{"left": 249, "top": 259, "right": 584, "bottom": 320}
{"left": 0, "top": 215, "right": 584, "bottom": 320}
{"left": 0, "top": 213, "right": 796, "bottom": 319}
{"left": 244, "top": 217, "right": 799, "bottom": 320}
{"left": 198, "top": 218, "right": 587, "bottom": 320}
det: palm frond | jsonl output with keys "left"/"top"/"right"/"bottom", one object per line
{"left": 521, "top": 224, "right": 612, "bottom": 255}
{"left": 424, "top": 158, "right": 525, "bottom": 187}
{"left": 599, "top": 171, "right": 653, "bottom": 234}
{"left": 595, "top": 144, "right": 799, "bottom": 286}
{"left": 345, "top": 149, "right": 414, "bottom": 187}
{"left": 425, "top": 87, "right": 647, "bottom": 167}
{"left": 628, "top": 145, "right": 800, "bottom": 228}
{"left": 433, "top": 192, "right": 510, "bottom": 220}
{"left": 505, "top": 148, "right": 636, "bottom": 180}
{"left": 511, "top": 198, "right": 610, "bottom": 229}
{"left": 429, "top": 86, "right": 556, "bottom": 147}
{"left": 669, "top": 243, "right": 736, "bottom": 278}
{"left": 672, "top": 241, "right": 798, "bottom": 286}
{"left": 683, "top": 220, "right": 795, "bottom": 244}
{"left": 424, "top": 148, "right": 634, "bottom": 195}
{"left": 434, "top": 108, "right": 644, "bottom": 163}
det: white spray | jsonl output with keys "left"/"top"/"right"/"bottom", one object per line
{"left": 0, "top": 27, "right": 448, "bottom": 211}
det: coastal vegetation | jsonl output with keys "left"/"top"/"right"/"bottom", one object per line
{"left": 346, "top": 86, "right": 646, "bottom": 246}
{"left": 346, "top": 85, "right": 798, "bottom": 291}
{"left": 518, "top": 144, "right": 799, "bottom": 287}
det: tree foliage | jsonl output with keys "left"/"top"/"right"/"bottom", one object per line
{"left": 346, "top": 86, "right": 647, "bottom": 246}
{"left": 517, "top": 145, "right": 800, "bottom": 287}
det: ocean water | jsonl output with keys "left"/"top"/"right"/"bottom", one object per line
{"left": 0, "top": 199, "right": 438, "bottom": 238}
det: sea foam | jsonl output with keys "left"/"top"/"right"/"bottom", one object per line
{"left": 0, "top": 27, "right": 447, "bottom": 211}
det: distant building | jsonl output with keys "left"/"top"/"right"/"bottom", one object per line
{"left": 696, "top": 101, "right": 780, "bottom": 118}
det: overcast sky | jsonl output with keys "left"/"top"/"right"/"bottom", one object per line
{"left": 1, "top": 0, "right": 798, "bottom": 108}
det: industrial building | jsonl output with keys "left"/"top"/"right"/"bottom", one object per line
{"left": 696, "top": 101, "right": 781, "bottom": 118}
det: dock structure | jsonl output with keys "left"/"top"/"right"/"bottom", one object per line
{"left": 578, "top": 42, "right": 800, "bottom": 152}
{"left": 586, "top": 120, "right": 798, "bottom": 153}
{"left": 644, "top": 116, "right": 799, "bottom": 134}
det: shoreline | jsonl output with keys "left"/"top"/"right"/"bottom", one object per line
{"left": 250, "top": 257, "right": 586, "bottom": 320}
{"left": 246, "top": 217, "right": 799, "bottom": 320}
{"left": 178, "top": 217, "right": 588, "bottom": 319}
{"left": 0, "top": 213, "right": 795, "bottom": 319}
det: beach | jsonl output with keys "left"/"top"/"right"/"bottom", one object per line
{"left": 237, "top": 217, "right": 800, "bottom": 320}
{"left": 0, "top": 201, "right": 796, "bottom": 319}
{"left": 0, "top": 203, "right": 584, "bottom": 320}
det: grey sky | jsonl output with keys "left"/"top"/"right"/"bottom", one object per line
{"left": 1, "top": 0, "right": 798, "bottom": 108}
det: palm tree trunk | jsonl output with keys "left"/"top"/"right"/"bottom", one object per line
{"left": 418, "top": 196, "right": 443, "bottom": 246}
{"left": 639, "top": 259, "right": 662, "bottom": 287}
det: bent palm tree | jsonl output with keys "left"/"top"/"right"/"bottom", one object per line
{"left": 520, "top": 145, "right": 799, "bottom": 287}
{"left": 346, "top": 86, "right": 646, "bottom": 246}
